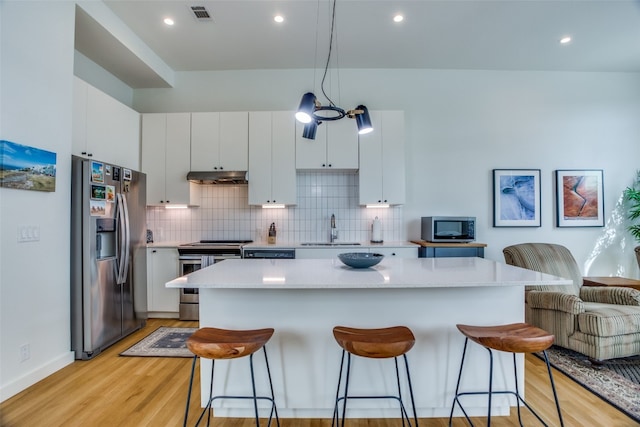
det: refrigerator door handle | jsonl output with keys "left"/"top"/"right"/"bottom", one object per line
{"left": 116, "top": 194, "right": 127, "bottom": 284}
{"left": 121, "top": 193, "right": 131, "bottom": 284}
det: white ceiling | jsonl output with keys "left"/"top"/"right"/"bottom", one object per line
{"left": 76, "top": 0, "right": 640, "bottom": 88}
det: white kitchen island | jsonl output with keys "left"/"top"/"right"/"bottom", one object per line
{"left": 166, "top": 257, "right": 570, "bottom": 420}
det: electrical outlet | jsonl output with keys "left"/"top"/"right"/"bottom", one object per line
{"left": 20, "top": 344, "right": 30, "bottom": 362}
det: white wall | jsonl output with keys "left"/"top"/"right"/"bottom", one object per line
{"left": 0, "top": 1, "right": 76, "bottom": 401}
{"left": 134, "top": 68, "right": 640, "bottom": 277}
{"left": 74, "top": 51, "right": 134, "bottom": 107}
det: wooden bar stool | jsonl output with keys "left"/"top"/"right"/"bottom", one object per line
{"left": 183, "top": 327, "right": 279, "bottom": 427}
{"left": 331, "top": 325, "right": 419, "bottom": 427}
{"left": 448, "top": 323, "right": 564, "bottom": 427}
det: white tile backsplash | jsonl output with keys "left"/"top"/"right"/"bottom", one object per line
{"left": 146, "top": 172, "right": 403, "bottom": 243}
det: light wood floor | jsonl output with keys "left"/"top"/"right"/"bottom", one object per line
{"left": 1, "top": 318, "right": 637, "bottom": 426}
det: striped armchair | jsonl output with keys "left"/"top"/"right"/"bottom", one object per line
{"left": 503, "top": 243, "right": 640, "bottom": 361}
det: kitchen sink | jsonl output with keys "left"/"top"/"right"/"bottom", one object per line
{"left": 301, "top": 242, "right": 361, "bottom": 246}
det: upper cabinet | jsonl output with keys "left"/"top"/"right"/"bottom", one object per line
{"left": 358, "top": 111, "right": 405, "bottom": 205}
{"left": 141, "top": 113, "right": 200, "bottom": 206}
{"left": 295, "top": 118, "right": 359, "bottom": 170}
{"left": 190, "top": 112, "right": 249, "bottom": 171}
{"left": 248, "top": 111, "right": 297, "bottom": 206}
{"left": 72, "top": 77, "right": 140, "bottom": 170}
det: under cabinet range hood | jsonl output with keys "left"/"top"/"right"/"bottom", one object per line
{"left": 186, "top": 171, "right": 248, "bottom": 185}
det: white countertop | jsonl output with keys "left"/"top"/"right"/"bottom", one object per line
{"left": 146, "top": 240, "right": 418, "bottom": 249}
{"left": 243, "top": 240, "right": 419, "bottom": 249}
{"left": 166, "top": 257, "right": 571, "bottom": 289}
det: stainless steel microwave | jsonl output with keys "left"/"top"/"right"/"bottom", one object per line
{"left": 421, "top": 216, "right": 476, "bottom": 242}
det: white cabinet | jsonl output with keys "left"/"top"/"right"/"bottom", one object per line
{"left": 295, "top": 247, "right": 368, "bottom": 259}
{"left": 358, "top": 111, "right": 405, "bottom": 205}
{"left": 72, "top": 77, "right": 140, "bottom": 170}
{"left": 190, "top": 112, "right": 248, "bottom": 171}
{"left": 295, "top": 246, "right": 417, "bottom": 259}
{"left": 369, "top": 247, "right": 418, "bottom": 258}
{"left": 248, "top": 111, "right": 297, "bottom": 205}
{"left": 141, "top": 113, "right": 200, "bottom": 206}
{"left": 295, "top": 118, "right": 359, "bottom": 170}
{"left": 147, "top": 248, "right": 180, "bottom": 317}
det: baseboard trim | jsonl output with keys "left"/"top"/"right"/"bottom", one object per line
{"left": 0, "top": 351, "right": 75, "bottom": 402}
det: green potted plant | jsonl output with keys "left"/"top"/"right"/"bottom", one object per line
{"left": 624, "top": 170, "right": 640, "bottom": 270}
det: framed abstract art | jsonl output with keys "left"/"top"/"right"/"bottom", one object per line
{"left": 556, "top": 169, "right": 604, "bottom": 227}
{"left": 493, "top": 169, "right": 541, "bottom": 227}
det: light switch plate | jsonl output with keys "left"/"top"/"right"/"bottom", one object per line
{"left": 17, "top": 225, "right": 40, "bottom": 242}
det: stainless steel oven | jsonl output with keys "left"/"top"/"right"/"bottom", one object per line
{"left": 177, "top": 240, "right": 251, "bottom": 320}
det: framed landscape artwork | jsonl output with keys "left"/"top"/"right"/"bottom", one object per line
{"left": 0, "top": 140, "right": 57, "bottom": 192}
{"left": 556, "top": 169, "right": 604, "bottom": 227}
{"left": 493, "top": 169, "right": 541, "bottom": 227}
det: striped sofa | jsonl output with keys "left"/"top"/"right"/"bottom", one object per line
{"left": 503, "top": 243, "right": 640, "bottom": 362}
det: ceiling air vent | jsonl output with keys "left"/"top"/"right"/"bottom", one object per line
{"left": 190, "top": 6, "right": 212, "bottom": 20}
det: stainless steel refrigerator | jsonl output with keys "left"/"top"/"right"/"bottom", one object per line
{"left": 71, "top": 156, "right": 147, "bottom": 360}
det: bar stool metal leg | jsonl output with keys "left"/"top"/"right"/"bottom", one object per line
{"left": 184, "top": 355, "right": 198, "bottom": 427}
{"left": 403, "top": 354, "right": 419, "bottom": 427}
{"left": 262, "top": 347, "right": 280, "bottom": 426}
{"left": 331, "top": 350, "right": 347, "bottom": 427}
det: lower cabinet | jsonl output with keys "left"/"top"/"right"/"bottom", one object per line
{"left": 418, "top": 244, "right": 486, "bottom": 258}
{"left": 295, "top": 246, "right": 417, "bottom": 259}
{"left": 369, "top": 247, "right": 418, "bottom": 258}
{"left": 295, "top": 247, "right": 369, "bottom": 259}
{"left": 147, "top": 248, "right": 180, "bottom": 317}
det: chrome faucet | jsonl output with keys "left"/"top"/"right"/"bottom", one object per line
{"left": 330, "top": 214, "right": 338, "bottom": 243}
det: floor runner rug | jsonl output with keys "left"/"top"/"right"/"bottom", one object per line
{"left": 538, "top": 346, "right": 640, "bottom": 423}
{"left": 120, "top": 326, "right": 196, "bottom": 358}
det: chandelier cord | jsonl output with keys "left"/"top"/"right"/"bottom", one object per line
{"left": 320, "top": 0, "right": 338, "bottom": 108}
{"left": 312, "top": 0, "right": 320, "bottom": 94}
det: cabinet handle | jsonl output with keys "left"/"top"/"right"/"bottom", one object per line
{"left": 328, "top": 164, "right": 332, "bottom": 167}
{"left": 152, "top": 250, "right": 157, "bottom": 253}
{"left": 88, "top": 153, "right": 93, "bottom": 157}
{"left": 220, "top": 166, "right": 223, "bottom": 170}
{"left": 81, "top": 151, "right": 87, "bottom": 155}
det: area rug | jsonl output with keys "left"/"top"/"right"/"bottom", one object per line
{"left": 120, "top": 327, "right": 196, "bottom": 358}
{"left": 538, "top": 346, "right": 640, "bottom": 423}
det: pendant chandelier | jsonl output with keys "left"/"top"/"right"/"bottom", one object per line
{"left": 295, "top": 0, "right": 373, "bottom": 140}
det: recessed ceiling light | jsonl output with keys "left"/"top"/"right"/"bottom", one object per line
{"left": 393, "top": 14, "right": 404, "bottom": 23}
{"left": 164, "top": 18, "right": 175, "bottom": 26}
{"left": 560, "top": 36, "right": 572, "bottom": 44}
{"left": 274, "top": 15, "right": 284, "bottom": 23}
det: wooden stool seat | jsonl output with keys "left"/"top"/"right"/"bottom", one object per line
{"left": 332, "top": 325, "right": 415, "bottom": 359}
{"left": 456, "top": 323, "right": 554, "bottom": 354}
{"left": 186, "top": 327, "right": 274, "bottom": 360}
